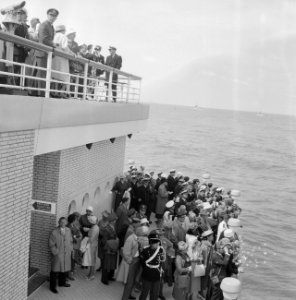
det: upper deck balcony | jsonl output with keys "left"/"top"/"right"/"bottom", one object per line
{"left": 0, "top": 31, "right": 149, "bottom": 154}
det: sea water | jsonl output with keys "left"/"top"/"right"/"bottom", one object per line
{"left": 125, "top": 103, "right": 296, "bottom": 300}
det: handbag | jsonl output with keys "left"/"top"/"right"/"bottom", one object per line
{"left": 210, "top": 266, "right": 222, "bottom": 285}
{"left": 79, "top": 236, "right": 89, "bottom": 253}
{"left": 178, "top": 274, "right": 190, "bottom": 289}
{"left": 193, "top": 263, "right": 205, "bottom": 277}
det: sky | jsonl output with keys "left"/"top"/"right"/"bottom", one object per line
{"left": 1, "top": 0, "right": 296, "bottom": 115}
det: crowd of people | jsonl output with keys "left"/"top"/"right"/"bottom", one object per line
{"left": 49, "top": 166, "right": 243, "bottom": 300}
{"left": 0, "top": 5, "right": 122, "bottom": 101}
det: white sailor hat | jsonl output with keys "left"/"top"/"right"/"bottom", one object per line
{"left": 199, "top": 185, "right": 207, "bottom": 191}
{"left": 165, "top": 200, "right": 175, "bottom": 208}
{"left": 223, "top": 229, "right": 234, "bottom": 238}
{"left": 169, "top": 169, "right": 176, "bottom": 173}
{"left": 201, "top": 229, "right": 213, "bottom": 238}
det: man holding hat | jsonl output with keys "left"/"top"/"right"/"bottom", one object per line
{"left": 105, "top": 46, "right": 122, "bottom": 102}
{"left": 139, "top": 232, "right": 166, "bottom": 300}
{"left": 35, "top": 8, "right": 59, "bottom": 96}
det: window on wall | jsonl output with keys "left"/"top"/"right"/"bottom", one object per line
{"left": 104, "top": 182, "right": 111, "bottom": 193}
{"left": 82, "top": 193, "right": 90, "bottom": 212}
{"left": 94, "top": 187, "right": 101, "bottom": 217}
{"left": 68, "top": 200, "right": 77, "bottom": 215}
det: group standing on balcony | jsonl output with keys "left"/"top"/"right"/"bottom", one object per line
{"left": 0, "top": 3, "right": 122, "bottom": 101}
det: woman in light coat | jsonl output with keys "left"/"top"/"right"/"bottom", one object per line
{"left": 51, "top": 24, "right": 72, "bottom": 97}
{"left": 82, "top": 215, "right": 100, "bottom": 280}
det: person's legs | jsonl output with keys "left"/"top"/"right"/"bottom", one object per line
{"left": 49, "top": 271, "right": 58, "bottom": 292}
{"left": 121, "top": 258, "right": 140, "bottom": 300}
{"left": 58, "top": 272, "right": 67, "bottom": 286}
{"left": 139, "top": 279, "right": 151, "bottom": 300}
{"left": 101, "top": 268, "right": 109, "bottom": 284}
{"left": 150, "top": 280, "right": 161, "bottom": 300}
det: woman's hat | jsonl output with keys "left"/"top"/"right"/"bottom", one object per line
{"left": 55, "top": 24, "right": 66, "bottom": 33}
{"left": 140, "top": 218, "right": 149, "bottom": 225}
{"left": 178, "top": 241, "right": 188, "bottom": 251}
{"left": 86, "top": 206, "right": 93, "bottom": 212}
{"left": 87, "top": 215, "right": 97, "bottom": 225}
{"left": 136, "top": 225, "right": 149, "bottom": 236}
{"left": 201, "top": 229, "right": 213, "bottom": 238}
{"left": 66, "top": 28, "right": 76, "bottom": 36}
{"left": 177, "top": 205, "right": 187, "bottom": 217}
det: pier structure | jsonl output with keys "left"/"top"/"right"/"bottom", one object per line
{"left": 0, "top": 32, "right": 149, "bottom": 299}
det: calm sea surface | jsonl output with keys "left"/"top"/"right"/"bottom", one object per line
{"left": 125, "top": 103, "right": 296, "bottom": 300}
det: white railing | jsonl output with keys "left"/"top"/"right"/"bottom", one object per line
{"left": 0, "top": 31, "right": 141, "bottom": 103}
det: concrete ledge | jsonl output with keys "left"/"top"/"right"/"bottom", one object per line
{"left": 0, "top": 95, "right": 149, "bottom": 132}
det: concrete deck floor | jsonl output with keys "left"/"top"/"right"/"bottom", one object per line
{"left": 27, "top": 266, "right": 174, "bottom": 300}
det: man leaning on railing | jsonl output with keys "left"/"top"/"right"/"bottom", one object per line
{"left": 35, "top": 8, "right": 59, "bottom": 97}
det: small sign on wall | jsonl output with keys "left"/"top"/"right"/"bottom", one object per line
{"left": 31, "top": 200, "right": 56, "bottom": 214}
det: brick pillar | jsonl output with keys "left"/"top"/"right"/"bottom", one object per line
{"left": 30, "top": 151, "right": 61, "bottom": 274}
{"left": 0, "top": 130, "right": 35, "bottom": 300}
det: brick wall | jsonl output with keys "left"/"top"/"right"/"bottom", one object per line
{"left": 30, "top": 151, "right": 61, "bottom": 274}
{"left": 0, "top": 130, "right": 35, "bottom": 300}
{"left": 30, "top": 136, "right": 126, "bottom": 275}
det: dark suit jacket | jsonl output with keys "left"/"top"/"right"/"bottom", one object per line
{"left": 105, "top": 54, "right": 122, "bottom": 82}
{"left": 36, "top": 20, "right": 55, "bottom": 57}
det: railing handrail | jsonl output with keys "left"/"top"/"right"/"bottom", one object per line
{"left": 0, "top": 30, "right": 141, "bottom": 80}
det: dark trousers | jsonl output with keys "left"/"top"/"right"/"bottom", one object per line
{"left": 50, "top": 271, "right": 67, "bottom": 290}
{"left": 139, "top": 279, "right": 160, "bottom": 300}
{"left": 121, "top": 257, "right": 140, "bottom": 300}
{"left": 101, "top": 269, "right": 115, "bottom": 284}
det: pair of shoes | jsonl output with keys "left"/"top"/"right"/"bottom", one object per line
{"left": 59, "top": 283, "right": 71, "bottom": 287}
{"left": 129, "top": 296, "right": 136, "bottom": 300}
{"left": 87, "top": 276, "right": 95, "bottom": 280}
{"left": 50, "top": 288, "right": 58, "bottom": 294}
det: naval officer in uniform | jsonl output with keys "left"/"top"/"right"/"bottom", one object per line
{"left": 139, "top": 232, "right": 166, "bottom": 300}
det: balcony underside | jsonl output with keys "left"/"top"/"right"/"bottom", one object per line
{"left": 0, "top": 95, "right": 149, "bottom": 154}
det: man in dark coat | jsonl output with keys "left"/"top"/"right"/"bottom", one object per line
{"left": 167, "top": 169, "right": 176, "bottom": 199}
{"left": 35, "top": 8, "right": 59, "bottom": 96}
{"left": 112, "top": 175, "right": 127, "bottom": 211}
{"left": 115, "top": 197, "right": 130, "bottom": 248}
{"left": 93, "top": 45, "right": 105, "bottom": 76}
{"left": 105, "top": 46, "right": 122, "bottom": 102}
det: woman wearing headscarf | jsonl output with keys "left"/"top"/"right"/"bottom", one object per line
{"left": 82, "top": 215, "right": 100, "bottom": 280}
{"left": 172, "top": 241, "right": 192, "bottom": 300}
{"left": 186, "top": 230, "right": 204, "bottom": 300}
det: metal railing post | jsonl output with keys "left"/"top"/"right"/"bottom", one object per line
{"left": 138, "top": 79, "right": 142, "bottom": 103}
{"left": 83, "top": 63, "right": 89, "bottom": 100}
{"left": 126, "top": 77, "right": 130, "bottom": 103}
{"left": 45, "top": 52, "right": 53, "bottom": 98}
{"left": 108, "top": 71, "right": 113, "bottom": 102}
{"left": 20, "top": 64, "right": 25, "bottom": 88}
